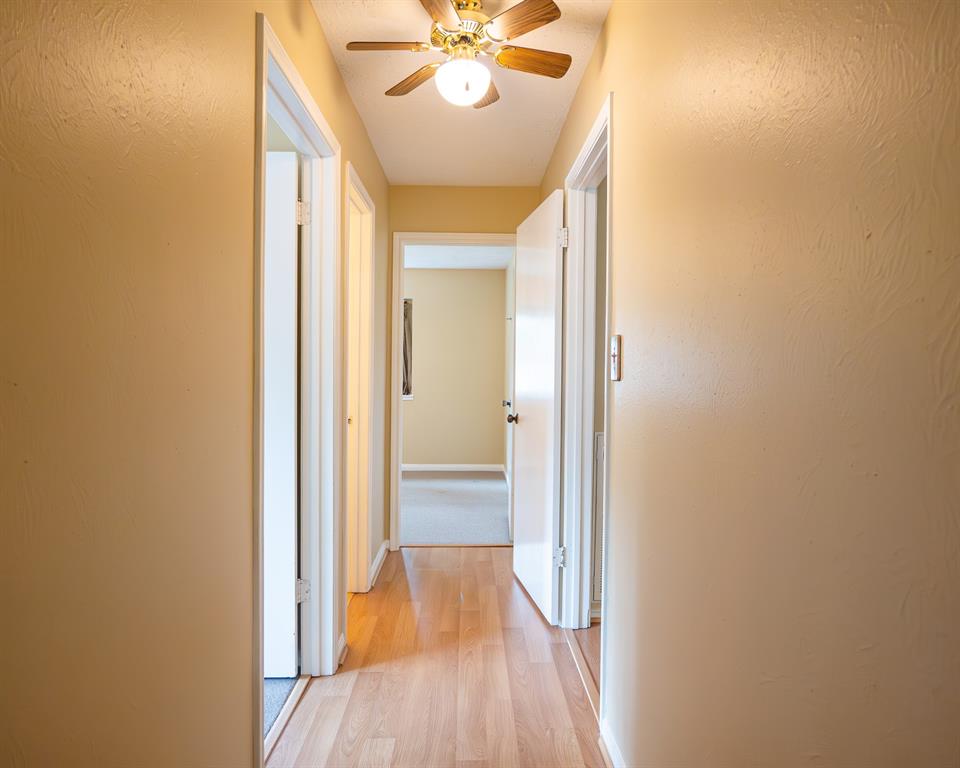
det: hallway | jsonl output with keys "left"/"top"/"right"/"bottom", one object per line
{"left": 268, "top": 547, "right": 603, "bottom": 767}
{"left": 4, "top": 1, "right": 959, "bottom": 765}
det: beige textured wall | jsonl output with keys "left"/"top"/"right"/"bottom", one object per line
{"left": 0, "top": 2, "right": 389, "bottom": 765}
{"left": 389, "top": 186, "right": 540, "bottom": 234}
{"left": 542, "top": 1, "right": 960, "bottom": 765}
{"left": 402, "top": 269, "right": 506, "bottom": 466}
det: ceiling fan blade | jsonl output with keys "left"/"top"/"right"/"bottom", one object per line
{"left": 494, "top": 46, "right": 571, "bottom": 78}
{"left": 347, "top": 41, "right": 431, "bottom": 52}
{"left": 486, "top": 0, "right": 560, "bottom": 42}
{"left": 419, "top": 0, "right": 461, "bottom": 31}
{"left": 385, "top": 63, "right": 441, "bottom": 96}
{"left": 473, "top": 80, "right": 500, "bottom": 109}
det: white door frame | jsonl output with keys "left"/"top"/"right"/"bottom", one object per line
{"left": 344, "top": 163, "right": 377, "bottom": 592}
{"left": 389, "top": 231, "right": 516, "bottom": 549}
{"left": 254, "top": 13, "right": 343, "bottom": 764}
{"left": 560, "top": 94, "right": 613, "bottom": 637}
{"left": 504, "top": 258, "right": 517, "bottom": 541}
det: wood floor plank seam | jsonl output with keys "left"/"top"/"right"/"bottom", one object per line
{"left": 270, "top": 548, "right": 602, "bottom": 768}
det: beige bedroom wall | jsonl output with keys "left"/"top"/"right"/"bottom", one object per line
{"left": 0, "top": 2, "right": 388, "bottom": 765}
{"left": 541, "top": 1, "right": 960, "bottom": 766}
{"left": 402, "top": 269, "right": 506, "bottom": 466}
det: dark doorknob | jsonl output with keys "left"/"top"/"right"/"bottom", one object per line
{"left": 507, "top": 413, "right": 519, "bottom": 424}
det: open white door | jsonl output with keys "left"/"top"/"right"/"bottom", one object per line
{"left": 512, "top": 190, "right": 564, "bottom": 624}
{"left": 505, "top": 258, "right": 516, "bottom": 542}
{"left": 263, "top": 151, "right": 299, "bottom": 678}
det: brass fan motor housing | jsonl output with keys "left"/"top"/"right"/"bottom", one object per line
{"left": 431, "top": 14, "right": 491, "bottom": 56}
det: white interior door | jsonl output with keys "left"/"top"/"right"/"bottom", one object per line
{"left": 346, "top": 204, "right": 360, "bottom": 591}
{"left": 505, "top": 259, "right": 516, "bottom": 541}
{"left": 263, "top": 151, "right": 299, "bottom": 678}
{"left": 512, "top": 190, "right": 564, "bottom": 624}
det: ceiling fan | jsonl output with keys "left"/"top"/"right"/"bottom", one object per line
{"left": 346, "top": 0, "right": 571, "bottom": 109}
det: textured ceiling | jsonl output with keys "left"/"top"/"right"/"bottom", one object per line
{"left": 311, "top": 0, "right": 610, "bottom": 185}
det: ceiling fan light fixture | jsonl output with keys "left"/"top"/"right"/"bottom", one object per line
{"left": 435, "top": 49, "right": 491, "bottom": 107}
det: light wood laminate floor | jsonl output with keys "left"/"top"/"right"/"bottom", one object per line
{"left": 268, "top": 547, "right": 603, "bottom": 768}
{"left": 572, "top": 623, "right": 601, "bottom": 690}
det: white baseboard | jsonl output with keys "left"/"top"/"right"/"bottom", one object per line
{"left": 337, "top": 632, "right": 348, "bottom": 666}
{"left": 599, "top": 718, "right": 625, "bottom": 768}
{"left": 402, "top": 463, "right": 505, "bottom": 473}
{"left": 369, "top": 539, "right": 389, "bottom": 588}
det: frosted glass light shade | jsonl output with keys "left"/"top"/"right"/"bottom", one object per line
{"left": 435, "top": 58, "right": 491, "bottom": 107}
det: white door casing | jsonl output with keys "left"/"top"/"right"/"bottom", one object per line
{"left": 256, "top": 16, "right": 344, "bottom": 763}
{"left": 511, "top": 190, "right": 564, "bottom": 625}
{"left": 560, "top": 94, "right": 612, "bottom": 635}
{"left": 263, "top": 151, "right": 299, "bottom": 678}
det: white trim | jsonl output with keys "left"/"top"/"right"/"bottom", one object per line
{"left": 344, "top": 163, "right": 377, "bottom": 596}
{"left": 368, "top": 540, "right": 389, "bottom": 589}
{"left": 560, "top": 94, "right": 611, "bottom": 627}
{"left": 253, "top": 25, "right": 267, "bottom": 763}
{"left": 389, "top": 232, "right": 517, "bottom": 550}
{"left": 401, "top": 463, "right": 505, "bottom": 473}
{"left": 337, "top": 633, "right": 348, "bottom": 665}
{"left": 390, "top": 236, "right": 401, "bottom": 551}
{"left": 255, "top": 14, "right": 342, "bottom": 765}
{"left": 599, "top": 718, "right": 626, "bottom": 768}
{"left": 597, "top": 736, "right": 614, "bottom": 768}
{"left": 559, "top": 94, "right": 613, "bottom": 727}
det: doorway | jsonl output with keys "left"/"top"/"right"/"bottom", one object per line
{"left": 389, "top": 234, "right": 516, "bottom": 548}
{"left": 262, "top": 139, "right": 302, "bottom": 736}
{"left": 567, "top": 173, "right": 608, "bottom": 717}
{"left": 255, "top": 14, "right": 344, "bottom": 766}
{"left": 558, "top": 95, "right": 612, "bottom": 725}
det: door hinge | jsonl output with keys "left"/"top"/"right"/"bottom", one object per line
{"left": 558, "top": 227, "right": 569, "bottom": 248}
{"left": 553, "top": 546, "right": 567, "bottom": 569}
{"left": 296, "top": 199, "right": 310, "bottom": 226}
{"left": 296, "top": 578, "right": 311, "bottom": 603}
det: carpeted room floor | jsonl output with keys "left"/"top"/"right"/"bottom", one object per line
{"left": 399, "top": 471, "right": 510, "bottom": 545}
{"left": 264, "top": 677, "right": 296, "bottom": 736}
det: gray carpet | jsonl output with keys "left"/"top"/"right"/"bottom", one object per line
{"left": 264, "top": 677, "right": 297, "bottom": 736}
{"left": 400, "top": 471, "right": 510, "bottom": 545}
